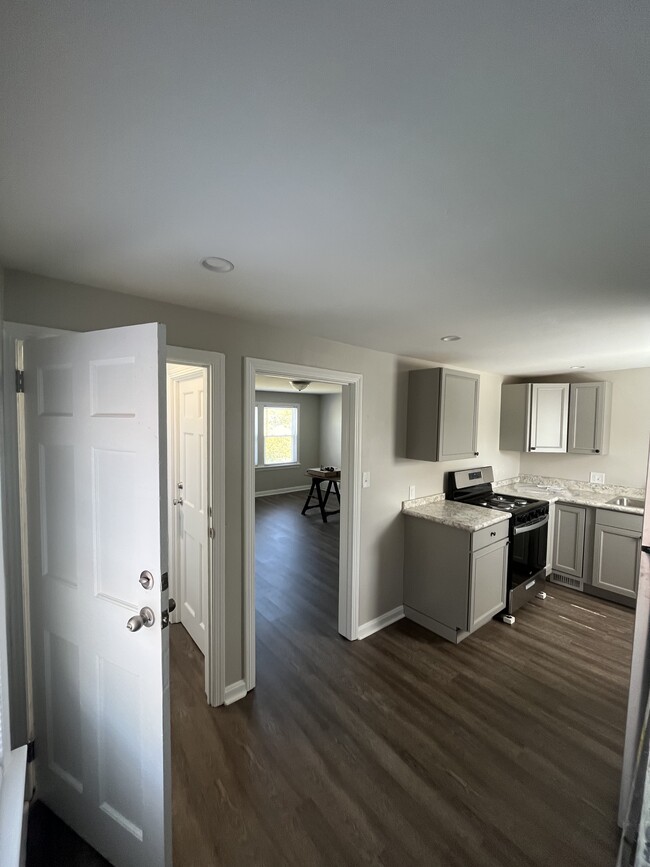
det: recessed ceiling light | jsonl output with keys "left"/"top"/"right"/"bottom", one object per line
{"left": 201, "top": 256, "right": 234, "bottom": 273}
{"left": 441, "top": 335, "right": 461, "bottom": 342}
{"left": 570, "top": 365, "right": 585, "bottom": 370}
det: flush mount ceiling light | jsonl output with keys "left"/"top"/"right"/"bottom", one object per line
{"left": 290, "top": 380, "right": 311, "bottom": 392}
{"left": 440, "top": 335, "right": 461, "bottom": 342}
{"left": 201, "top": 256, "right": 234, "bottom": 273}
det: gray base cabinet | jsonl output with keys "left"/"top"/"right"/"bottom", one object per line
{"left": 552, "top": 504, "right": 586, "bottom": 578}
{"left": 406, "top": 367, "right": 480, "bottom": 462}
{"left": 592, "top": 509, "right": 642, "bottom": 600}
{"left": 404, "top": 516, "right": 508, "bottom": 643}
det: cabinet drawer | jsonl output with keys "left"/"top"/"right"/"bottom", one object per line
{"left": 472, "top": 520, "right": 509, "bottom": 551}
{"left": 595, "top": 508, "right": 643, "bottom": 533}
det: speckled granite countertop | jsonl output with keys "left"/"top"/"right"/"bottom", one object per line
{"left": 494, "top": 477, "right": 644, "bottom": 516}
{"left": 402, "top": 498, "right": 511, "bottom": 532}
{"left": 402, "top": 474, "right": 644, "bottom": 529}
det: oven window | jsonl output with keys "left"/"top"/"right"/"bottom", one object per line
{"left": 511, "top": 524, "right": 548, "bottom": 585}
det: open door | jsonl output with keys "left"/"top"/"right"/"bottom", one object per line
{"left": 23, "top": 323, "right": 171, "bottom": 867}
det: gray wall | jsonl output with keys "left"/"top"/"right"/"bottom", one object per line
{"left": 320, "top": 392, "right": 342, "bottom": 467}
{"left": 513, "top": 370, "right": 650, "bottom": 489}
{"left": 254, "top": 390, "right": 320, "bottom": 493}
{"left": 4, "top": 269, "right": 521, "bottom": 686}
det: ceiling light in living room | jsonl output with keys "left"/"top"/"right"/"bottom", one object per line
{"left": 201, "top": 257, "right": 234, "bottom": 273}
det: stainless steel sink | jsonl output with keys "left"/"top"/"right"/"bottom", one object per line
{"left": 606, "top": 496, "right": 644, "bottom": 509}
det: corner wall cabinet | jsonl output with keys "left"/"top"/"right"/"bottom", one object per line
{"left": 592, "top": 509, "right": 642, "bottom": 600}
{"left": 567, "top": 381, "right": 612, "bottom": 456}
{"left": 499, "top": 383, "right": 569, "bottom": 453}
{"left": 406, "top": 367, "right": 480, "bottom": 462}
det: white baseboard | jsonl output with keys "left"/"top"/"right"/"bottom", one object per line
{"left": 357, "top": 605, "right": 405, "bottom": 640}
{"left": 255, "top": 484, "right": 311, "bottom": 498}
{"left": 224, "top": 679, "right": 247, "bottom": 705}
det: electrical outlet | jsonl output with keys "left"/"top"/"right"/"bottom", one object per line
{"left": 362, "top": 471, "right": 371, "bottom": 488}
{"left": 409, "top": 485, "right": 416, "bottom": 500}
{"left": 590, "top": 472, "right": 605, "bottom": 484}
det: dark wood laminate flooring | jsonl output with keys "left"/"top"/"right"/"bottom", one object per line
{"left": 171, "top": 492, "right": 634, "bottom": 866}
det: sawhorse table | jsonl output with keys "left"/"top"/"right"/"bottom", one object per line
{"left": 301, "top": 468, "right": 341, "bottom": 523}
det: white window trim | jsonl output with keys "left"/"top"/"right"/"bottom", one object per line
{"left": 254, "top": 402, "right": 300, "bottom": 469}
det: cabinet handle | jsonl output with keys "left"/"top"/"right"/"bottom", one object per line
{"left": 490, "top": 531, "right": 496, "bottom": 536}
{"left": 530, "top": 447, "right": 536, "bottom": 451}
{"left": 474, "top": 452, "right": 479, "bottom": 456}
{"left": 594, "top": 449, "right": 600, "bottom": 454}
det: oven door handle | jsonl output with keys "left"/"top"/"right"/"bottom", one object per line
{"left": 513, "top": 515, "right": 549, "bottom": 536}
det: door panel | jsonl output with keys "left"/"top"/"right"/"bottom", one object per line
{"left": 24, "top": 323, "right": 171, "bottom": 867}
{"left": 174, "top": 370, "right": 209, "bottom": 654}
{"left": 530, "top": 383, "right": 569, "bottom": 452}
{"left": 593, "top": 524, "right": 640, "bottom": 599}
{"left": 552, "top": 504, "right": 586, "bottom": 578}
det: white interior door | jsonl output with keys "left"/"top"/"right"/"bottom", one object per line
{"left": 173, "top": 369, "right": 208, "bottom": 654}
{"left": 23, "top": 323, "right": 171, "bottom": 867}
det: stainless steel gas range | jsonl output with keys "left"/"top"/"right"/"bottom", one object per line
{"left": 447, "top": 466, "right": 550, "bottom": 621}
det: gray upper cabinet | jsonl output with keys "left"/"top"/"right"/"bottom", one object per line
{"left": 406, "top": 367, "right": 480, "bottom": 462}
{"left": 500, "top": 382, "right": 569, "bottom": 453}
{"left": 568, "top": 381, "right": 612, "bottom": 456}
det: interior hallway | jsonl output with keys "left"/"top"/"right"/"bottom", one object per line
{"left": 171, "top": 492, "right": 634, "bottom": 866}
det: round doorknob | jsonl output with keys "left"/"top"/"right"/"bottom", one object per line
{"left": 127, "top": 607, "right": 155, "bottom": 632}
{"left": 168, "top": 597, "right": 177, "bottom": 613}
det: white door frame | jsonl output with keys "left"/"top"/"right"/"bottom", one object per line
{"left": 243, "top": 357, "right": 363, "bottom": 691}
{"left": 2, "top": 322, "right": 70, "bottom": 757}
{"left": 167, "top": 347, "right": 226, "bottom": 707}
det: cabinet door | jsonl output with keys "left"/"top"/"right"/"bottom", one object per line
{"left": 468, "top": 540, "right": 507, "bottom": 632}
{"left": 438, "top": 369, "right": 480, "bottom": 462}
{"left": 552, "top": 504, "right": 586, "bottom": 578}
{"left": 529, "top": 383, "right": 569, "bottom": 452}
{"left": 593, "top": 524, "right": 641, "bottom": 599}
{"left": 568, "top": 381, "right": 611, "bottom": 456}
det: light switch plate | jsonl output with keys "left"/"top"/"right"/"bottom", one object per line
{"left": 409, "top": 485, "right": 416, "bottom": 500}
{"left": 590, "top": 472, "right": 605, "bottom": 484}
{"left": 362, "top": 471, "right": 371, "bottom": 488}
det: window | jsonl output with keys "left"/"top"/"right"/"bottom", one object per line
{"left": 255, "top": 403, "right": 299, "bottom": 467}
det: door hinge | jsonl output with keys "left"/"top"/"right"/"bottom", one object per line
{"left": 161, "top": 609, "right": 169, "bottom": 629}
{"left": 209, "top": 527, "right": 215, "bottom": 540}
{"left": 27, "top": 740, "right": 35, "bottom": 763}
{"left": 16, "top": 369, "right": 25, "bottom": 393}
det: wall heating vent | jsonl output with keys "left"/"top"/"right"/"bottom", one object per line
{"left": 549, "top": 573, "right": 583, "bottom": 591}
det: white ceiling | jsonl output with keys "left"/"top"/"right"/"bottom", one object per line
{"left": 0, "top": 1, "right": 648, "bottom": 375}
{"left": 255, "top": 375, "right": 341, "bottom": 395}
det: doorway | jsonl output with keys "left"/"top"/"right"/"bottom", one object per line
{"left": 254, "top": 376, "right": 343, "bottom": 640}
{"left": 167, "top": 363, "right": 209, "bottom": 656}
{"left": 165, "top": 347, "right": 225, "bottom": 708}
{"left": 243, "top": 357, "right": 363, "bottom": 692}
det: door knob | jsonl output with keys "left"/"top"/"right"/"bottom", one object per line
{"left": 127, "top": 607, "right": 155, "bottom": 632}
{"left": 168, "top": 597, "right": 177, "bottom": 613}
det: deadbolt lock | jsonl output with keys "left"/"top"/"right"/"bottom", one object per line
{"left": 139, "top": 570, "right": 154, "bottom": 590}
